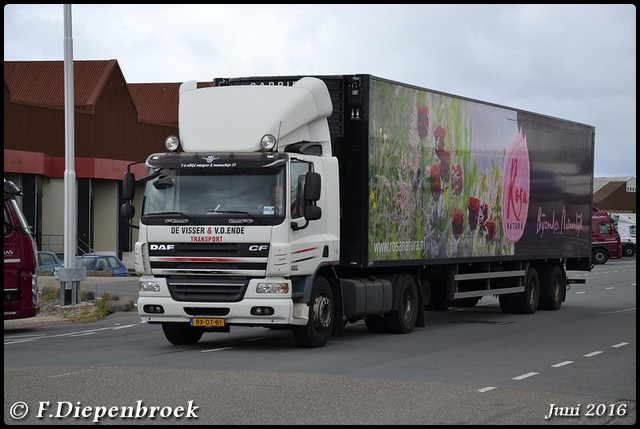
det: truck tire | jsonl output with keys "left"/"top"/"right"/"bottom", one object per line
{"left": 512, "top": 267, "right": 540, "bottom": 314}
{"left": 622, "top": 244, "right": 635, "bottom": 257}
{"left": 539, "top": 265, "right": 564, "bottom": 311}
{"left": 292, "top": 276, "right": 334, "bottom": 348}
{"left": 382, "top": 274, "right": 419, "bottom": 333}
{"left": 592, "top": 248, "right": 608, "bottom": 264}
{"left": 162, "top": 324, "right": 204, "bottom": 345}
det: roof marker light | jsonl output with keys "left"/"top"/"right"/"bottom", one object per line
{"left": 165, "top": 135, "right": 180, "bottom": 152}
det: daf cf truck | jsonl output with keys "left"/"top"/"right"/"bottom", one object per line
{"left": 121, "top": 74, "right": 594, "bottom": 347}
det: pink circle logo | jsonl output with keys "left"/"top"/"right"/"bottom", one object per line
{"left": 501, "top": 129, "right": 530, "bottom": 242}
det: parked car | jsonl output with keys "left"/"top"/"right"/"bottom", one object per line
{"left": 36, "top": 251, "right": 64, "bottom": 273}
{"left": 75, "top": 254, "right": 129, "bottom": 277}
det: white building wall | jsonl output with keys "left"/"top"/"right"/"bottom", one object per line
{"left": 40, "top": 178, "right": 65, "bottom": 253}
{"left": 93, "top": 180, "right": 118, "bottom": 255}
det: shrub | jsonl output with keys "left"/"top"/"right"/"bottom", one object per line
{"left": 40, "top": 286, "right": 59, "bottom": 302}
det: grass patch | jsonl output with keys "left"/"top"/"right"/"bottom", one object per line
{"left": 38, "top": 285, "right": 120, "bottom": 322}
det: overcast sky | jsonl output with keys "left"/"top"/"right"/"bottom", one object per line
{"left": 4, "top": 4, "right": 636, "bottom": 178}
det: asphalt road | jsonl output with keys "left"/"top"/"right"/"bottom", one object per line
{"left": 4, "top": 259, "right": 636, "bottom": 425}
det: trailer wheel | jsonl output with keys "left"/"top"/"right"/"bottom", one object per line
{"left": 162, "top": 324, "right": 204, "bottom": 345}
{"left": 383, "top": 274, "right": 419, "bottom": 334}
{"left": 512, "top": 267, "right": 539, "bottom": 314}
{"left": 292, "top": 276, "right": 334, "bottom": 348}
{"left": 364, "top": 315, "right": 386, "bottom": 333}
{"left": 592, "top": 248, "right": 608, "bottom": 264}
{"left": 539, "top": 265, "right": 564, "bottom": 311}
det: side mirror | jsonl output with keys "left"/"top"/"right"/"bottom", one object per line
{"left": 305, "top": 205, "right": 321, "bottom": 221}
{"left": 305, "top": 171, "right": 321, "bottom": 201}
{"left": 123, "top": 171, "right": 136, "bottom": 201}
{"left": 291, "top": 172, "right": 322, "bottom": 231}
{"left": 120, "top": 203, "right": 135, "bottom": 220}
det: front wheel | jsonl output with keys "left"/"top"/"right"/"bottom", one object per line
{"left": 292, "top": 277, "right": 334, "bottom": 348}
{"left": 592, "top": 248, "right": 609, "bottom": 264}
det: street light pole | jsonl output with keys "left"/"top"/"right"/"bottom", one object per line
{"left": 57, "top": 4, "right": 86, "bottom": 304}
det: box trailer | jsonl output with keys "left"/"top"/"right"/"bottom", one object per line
{"left": 121, "top": 74, "right": 594, "bottom": 347}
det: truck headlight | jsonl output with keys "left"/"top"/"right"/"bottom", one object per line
{"left": 256, "top": 282, "right": 289, "bottom": 294}
{"left": 140, "top": 280, "right": 161, "bottom": 293}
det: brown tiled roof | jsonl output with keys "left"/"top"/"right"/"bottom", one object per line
{"left": 5, "top": 59, "right": 213, "bottom": 126}
{"left": 127, "top": 81, "right": 214, "bottom": 125}
{"left": 128, "top": 83, "right": 180, "bottom": 125}
{"left": 594, "top": 182, "right": 616, "bottom": 205}
{"left": 4, "top": 59, "right": 119, "bottom": 113}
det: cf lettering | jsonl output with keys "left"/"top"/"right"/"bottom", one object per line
{"left": 249, "top": 245, "right": 268, "bottom": 251}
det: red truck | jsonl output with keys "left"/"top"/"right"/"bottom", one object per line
{"left": 591, "top": 206, "right": 622, "bottom": 264}
{"left": 4, "top": 178, "right": 39, "bottom": 320}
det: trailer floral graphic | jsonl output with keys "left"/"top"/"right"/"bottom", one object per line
{"left": 368, "top": 80, "right": 527, "bottom": 260}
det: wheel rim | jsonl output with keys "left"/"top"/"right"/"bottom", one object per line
{"left": 401, "top": 289, "right": 415, "bottom": 322}
{"left": 552, "top": 277, "right": 561, "bottom": 303}
{"left": 312, "top": 295, "right": 332, "bottom": 329}
{"left": 528, "top": 274, "right": 539, "bottom": 307}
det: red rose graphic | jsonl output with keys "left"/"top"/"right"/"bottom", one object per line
{"left": 429, "top": 164, "right": 442, "bottom": 200}
{"left": 435, "top": 148, "right": 451, "bottom": 181}
{"left": 417, "top": 106, "right": 429, "bottom": 139}
{"left": 452, "top": 208, "right": 464, "bottom": 239}
{"left": 485, "top": 218, "right": 497, "bottom": 241}
{"left": 479, "top": 202, "right": 489, "bottom": 231}
{"left": 468, "top": 197, "right": 480, "bottom": 231}
{"left": 433, "top": 125, "right": 446, "bottom": 151}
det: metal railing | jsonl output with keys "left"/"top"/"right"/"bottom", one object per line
{"left": 39, "top": 234, "right": 95, "bottom": 256}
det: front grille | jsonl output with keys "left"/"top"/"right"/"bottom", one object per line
{"left": 167, "top": 276, "right": 248, "bottom": 302}
{"left": 149, "top": 242, "right": 269, "bottom": 274}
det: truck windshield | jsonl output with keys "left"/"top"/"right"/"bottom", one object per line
{"left": 142, "top": 168, "right": 286, "bottom": 218}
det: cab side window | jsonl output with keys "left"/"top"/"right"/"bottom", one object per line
{"left": 599, "top": 222, "right": 612, "bottom": 234}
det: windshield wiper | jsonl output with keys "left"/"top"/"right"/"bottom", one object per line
{"left": 143, "top": 211, "right": 201, "bottom": 224}
{"left": 206, "top": 210, "right": 267, "bottom": 225}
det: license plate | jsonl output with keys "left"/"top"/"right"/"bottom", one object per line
{"left": 190, "top": 318, "right": 225, "bottom": 327}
